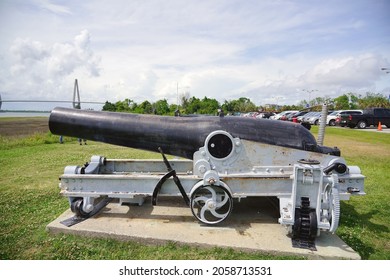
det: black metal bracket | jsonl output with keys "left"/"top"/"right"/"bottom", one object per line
{"left": 60, "top": 197, "right": 113, "bottom": 227}
{"left": 152, "top": 147, "right": 190, "bottom": 206}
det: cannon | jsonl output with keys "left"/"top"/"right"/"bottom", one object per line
{"left": 49, "top": 107, "right": 365, "bottom": 249}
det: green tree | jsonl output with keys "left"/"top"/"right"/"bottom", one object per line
{"left": 153, "top": 99, "right": 170, "bottom": 115}
{"left": 169, "top": 104, "right": 180, "bottom": 115}
{"left": 279, "top": 104, "right": 303, "bottom": 111}
{"left": 222, "top": 97, "right": 257, "bottom": 114}
{"left": 180, "top": 92, "right": 191, "bottom": 112}
{"left": 358, "top": 92, "right": 390, "bottom": 109}
{"left": 333, "top": 93, "right": 359, "bottom": 109}
{"left": 102, "top": 101, "right": 117, "bottom": 111}
{"left": 185, "top": 96, "right": 202, "bottom": 114}
{"left": 221, "top": 100, "right": 234, "bottom": 114}
{"left": 134, "top": 100, "right": 153, "bottom": 114}
{"left": 115, "top": 99, "right": 136, "bottom": 112}
{"left": 199, "top": 97, "right": 220, "bottom": 115}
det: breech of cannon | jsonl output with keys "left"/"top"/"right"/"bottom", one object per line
{"left": 48, "top": 107, "right": 339, "bottom": 158}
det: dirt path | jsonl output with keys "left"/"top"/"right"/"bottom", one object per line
{"left": 0, "top": 117, "right": 49, "bottom": 137}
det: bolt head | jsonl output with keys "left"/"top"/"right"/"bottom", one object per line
{"left": 208, "top": 178, "right": 216, "bottom": 185}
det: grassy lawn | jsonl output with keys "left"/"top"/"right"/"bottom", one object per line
{"left": 0, "top": 118, "right": 389, "bottom": 259}
{"left": 311, "top": 126, "right": 390, "bottom": 259}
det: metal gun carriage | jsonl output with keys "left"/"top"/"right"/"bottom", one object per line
{"left": 49, "top": 107, "right": 365, "bottom": 249}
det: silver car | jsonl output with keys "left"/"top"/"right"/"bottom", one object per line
{"left": 301, "top": 111, "right": 320, "bottom": 124}
{"left": 306, "top": 112, "right": 322, "bottom": 125}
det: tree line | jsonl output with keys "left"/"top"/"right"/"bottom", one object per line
{"left": 102, "top": 92, "right": 390, "bottom": 116}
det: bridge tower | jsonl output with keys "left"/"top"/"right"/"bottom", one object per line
{"left": 73, "top": 79, "right": 81, "bottom": 109}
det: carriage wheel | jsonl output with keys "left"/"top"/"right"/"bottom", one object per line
{"left": 190, "top": 184, "right": 233, "bottom": 225}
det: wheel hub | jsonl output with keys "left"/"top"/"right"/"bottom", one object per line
{"left": 206, "top": 199, "right": 216, "bottom": 210}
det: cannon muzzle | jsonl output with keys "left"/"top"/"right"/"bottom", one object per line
{"left": 49, "top": 107, "right": 338, "bottom": 158}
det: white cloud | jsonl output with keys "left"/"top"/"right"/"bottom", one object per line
{"left": 9, "top": 30, "right": 100, "bottom": 80}
{"left": 34, "top": 0, "right": 72, "bottom": 15}
{"left": 47, "top": 30, "right": 100, "bottom": 77}
{"left": 304, "top": 53, "right": 387, "bottom": 88}
{"left": 10, "top": 38, "right": 48, "bottom": 75}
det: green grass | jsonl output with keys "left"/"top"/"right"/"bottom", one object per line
{"left": 311, "top": 126, "right": 390, "bottom": 259}
{"left": 0, "top": 125, "right": 389, "bottom": 259}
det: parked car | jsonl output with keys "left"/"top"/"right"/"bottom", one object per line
{"left": 280, "top": 112, "right": 297, "bottom": 121}
{"left": 297, "top": 112, "right": 313, "bottom": 123}
{"left": 335, "top": 110, "right": 363, "bottom": 127}
{"left": 242, "top": 112, "right": 259, "bottom": 118}
{"left": 306, "top": 112, "right": 322, "bottom": 125}
{"left": 319, "top": 110, "right": 340, "bottom": 126}
{"left": 256, "top": 112, "right": 275, "bottom": 119}
{"left": 323, "top": 110, "right": 363, "bottom": 126}
{"left": 338, "top": 107, "right": 390, "bottom": 128}
{"left": 287, "top": 111, "right": 309, "bottom": 122}
{"left": 270, "top": 110, "right": 298, "bottom": 120}
{"left": 301, "top": 111, "right": 320, "bottom": 124}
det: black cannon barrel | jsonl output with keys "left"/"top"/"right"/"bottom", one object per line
{"left": 49, "top": 107, "right": 338, "bottom": 159}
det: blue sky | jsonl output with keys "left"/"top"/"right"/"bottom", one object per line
{"left": 0, "top": 0, "right": 389, "bottom": 110}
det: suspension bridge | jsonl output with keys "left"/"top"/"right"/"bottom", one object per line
{"left": 0, "top": 79, "right": 106, "bottom": 110}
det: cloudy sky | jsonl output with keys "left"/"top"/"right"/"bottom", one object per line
{"left": 0, "top": 0, "right": 389, "bottom": 111}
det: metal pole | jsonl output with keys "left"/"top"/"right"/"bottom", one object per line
{"left": 317, "top": 103, "right": 328, "bottom": 146}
